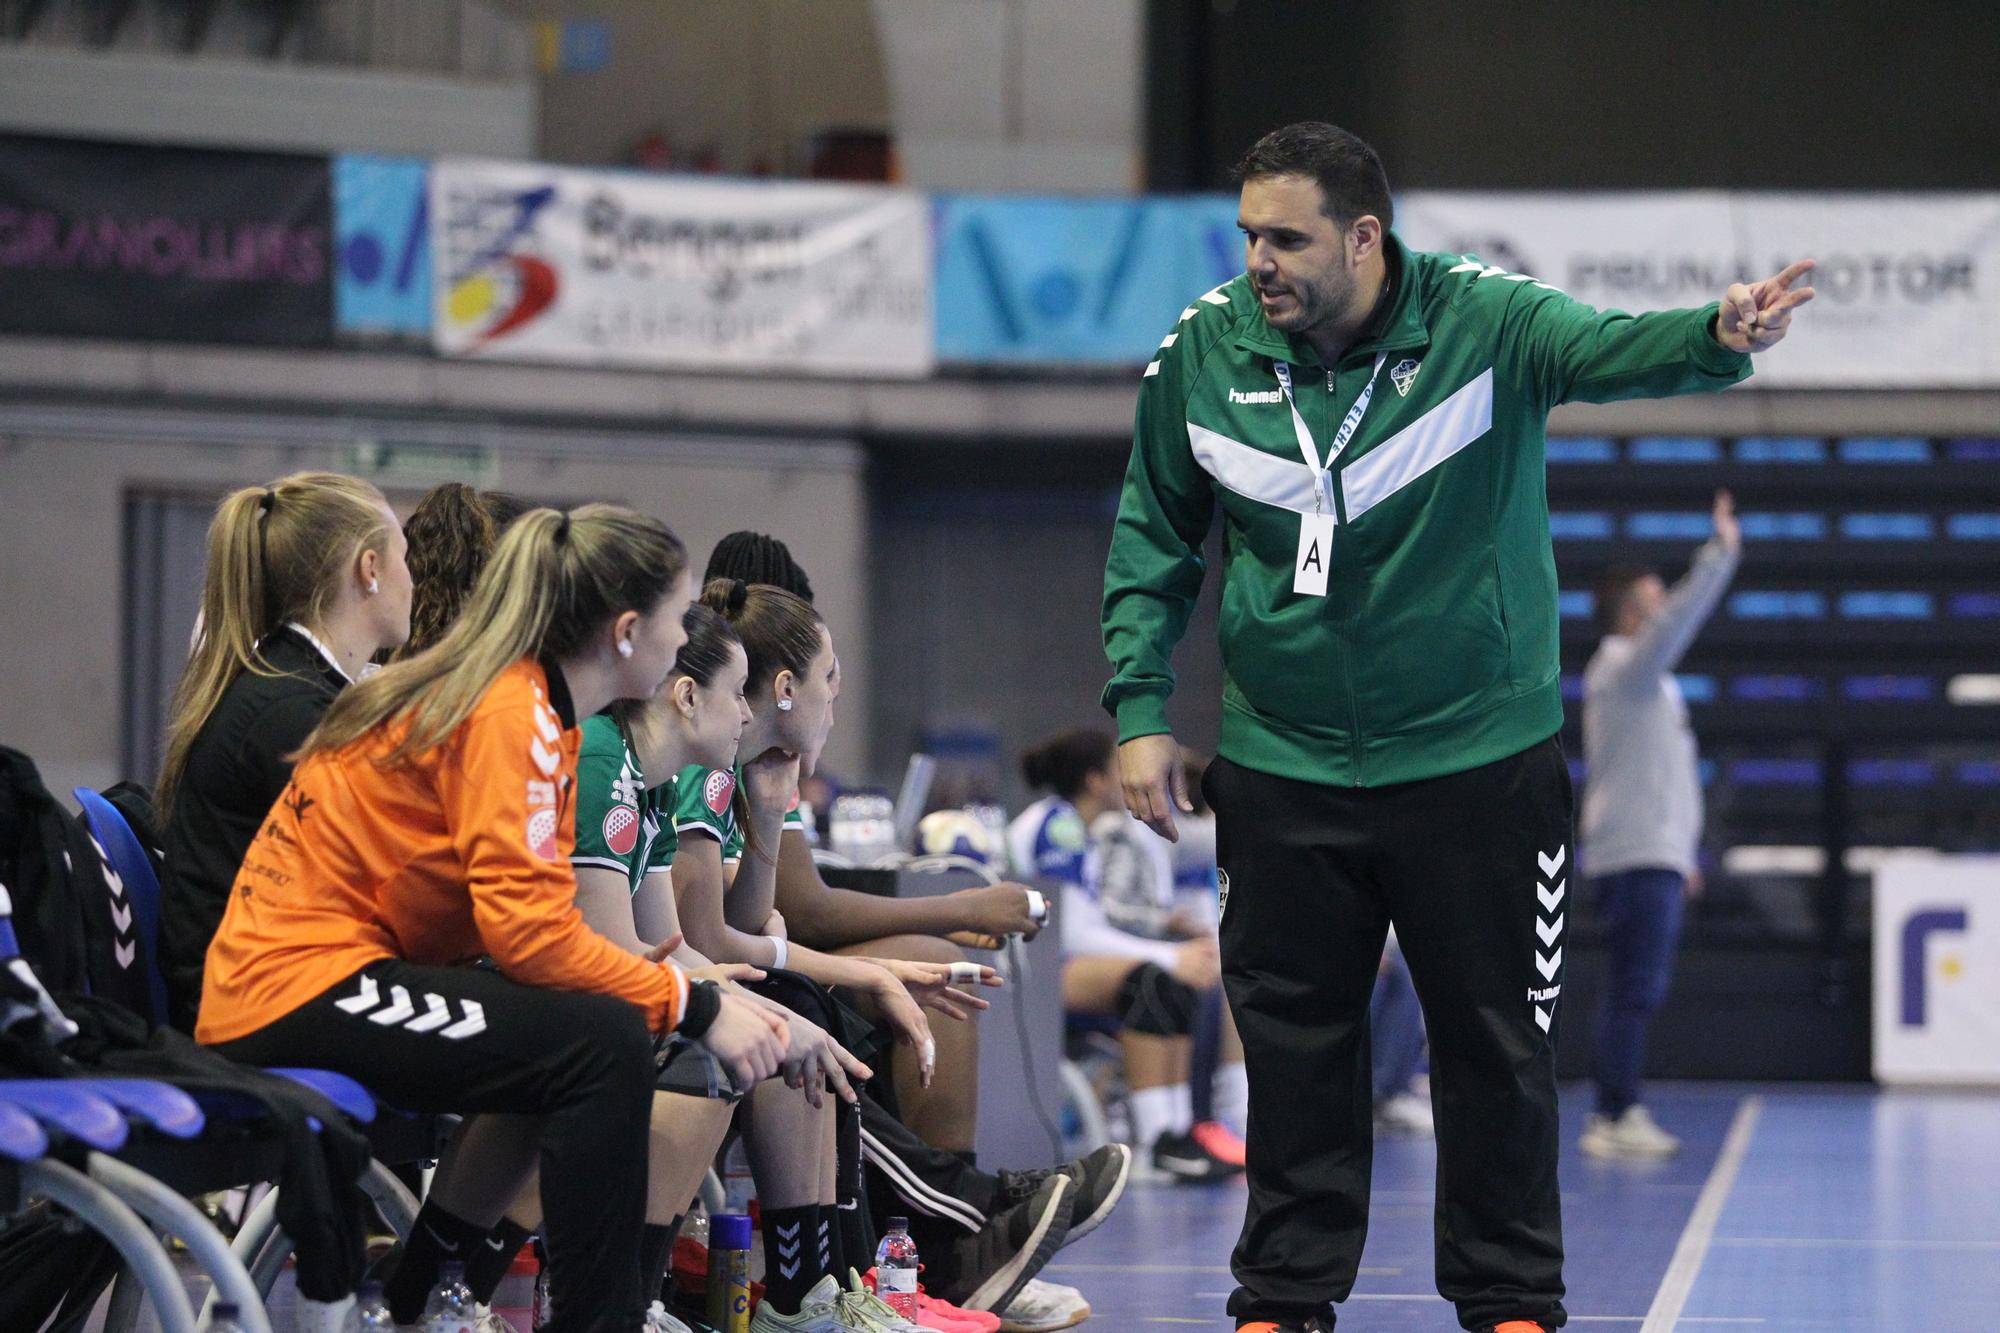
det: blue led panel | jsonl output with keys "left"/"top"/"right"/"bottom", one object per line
{"left": 1839, "top": 592, "right": 1935, "bottom": 619}
{"left": 1740, "top": 512, "right": 1828, "bottom": 540}
{"left": 1736, "top": 436, "right": 1827, "bottom": 463}
{"left": 1547, "top": 437, "right": 1617, "bottom": 463}
{"left": 1731, "top": 591, "right": 1828, "bottom": 620}
{"left": 1960, "top": 761, "right": 2000, "bottom": 786}
{"left": 1840, "top": 513, "right": 1935, "bottom": 541}
{"left": 1948, "top": 438, "right": 2000, "bottom": 461}
{"left": 1949, "top": 593, "right": 2000, "bottom": 619}
{"left": 1848, "top": 759, "right": 1937, "bottom": 786}
{"left": 1561, "top": 673, "right": 1585, "bottom": 702}
{"left": 1630, "top": 436, "right": 1722, "bottom": 463}
{"left": 1627, "top": 512, "right": 1712, "bottom": 540}
{"left": 1732, "top": 675, "right": 1821, "bottom": 701}
{"left": 1549, "top": 512, "right": 1616, "bottom": 539}
{"left": 1839, "top": 437, "right": 1931, "bottom": 463}
{"left": 1842, "top": 676, "right": 1935, "bottom": 702}
{"left": 1948, "top": 514, "right": 2000, "bottom": 540}
{"left": 1560, "top": 591, "right": 1596, "bottom": 620}
{"left": 1728, "top": 758, "right": 1824, "bottom": 785}
{"left": 1674, "top": 674, "right": 1717, "bottom": 702}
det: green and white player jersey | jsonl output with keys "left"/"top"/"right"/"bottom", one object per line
{"left": 670, "top": 764, "right": 808, "bottom": 866}
{"left": 571, "top": 714, "right": 675, "bottom": 894}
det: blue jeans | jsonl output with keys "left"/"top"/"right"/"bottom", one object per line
{"left": 1370, "top": 944, "right": 1427, "bottom": 1103}
{"left": 1589, "top": 867, "right": 1687, "bottom": 1117}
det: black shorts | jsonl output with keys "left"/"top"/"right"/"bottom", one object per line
{"left": 655, "top": 1033, "right": 744, "bottom": 1102}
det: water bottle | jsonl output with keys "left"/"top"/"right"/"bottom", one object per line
{"left": 873, "top": 1216, "right": 919, "bottom": 1320}
{"left": 208, "top": 1304, "right": 247, "bottom": 1333}
{"left": 357, "top": 1282, "right": 395, "bottom": 1332}
{"left": 425, "top": 1259, "right": 476, "bottom": 1333}
{"left": 531, "top": 1238, "right": 555, "bottom": 1332}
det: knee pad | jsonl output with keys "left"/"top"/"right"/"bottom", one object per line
{"left": 1116, "top": 962, "right": 1198, "bottom": 1036}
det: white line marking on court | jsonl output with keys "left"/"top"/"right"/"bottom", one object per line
{"left": 1714, "top": 1236, "right": 2000, "bottom": 1250}
{"left": 1642, "top": 1095, "right": 1763, "bottom": 1333}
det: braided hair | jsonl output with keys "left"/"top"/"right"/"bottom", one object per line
{"left": 704, "top": 531, "right": 814, "bottom": 604}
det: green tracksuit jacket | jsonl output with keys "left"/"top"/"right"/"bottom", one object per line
{"left": 1100, "top": 233, "right": 1751, "bottom": 788}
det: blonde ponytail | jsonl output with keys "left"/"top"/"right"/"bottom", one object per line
{"left": 156, "top": 472, "right": 389, "bottom": 817}
{"left": 303, "top": 504, "right": 686, "bottom": 766}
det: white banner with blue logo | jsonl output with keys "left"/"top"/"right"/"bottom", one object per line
{"left": 1394, "top": 191, "right": 2000, "bottom": 387}
{"left": 933, "top": 194, "right": 1242, "bottom": 365}
{"left": 332, "top": 154, "right": 431, "bottom": 341}
{"left": 1873, "top": 854, "right": 2000, "bottom": 1084}
{"left": 430, "top": 159, "right": 932, "bottom": 376}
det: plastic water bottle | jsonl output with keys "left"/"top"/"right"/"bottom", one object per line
{"left": 531, "top": 1237, "right": 555, "bottom": 1331}
{"left": 425, "top": 1259, "right": 476, "bottom": 1333}
{"left": 208, "top": 1304, "right": 247, "bottom": 1333}
{"left": 357, "top": 1282, "right": 395, "bottom": 1332}
{"left": 873, "top": 1216, "right": 919, "bottom": 1320}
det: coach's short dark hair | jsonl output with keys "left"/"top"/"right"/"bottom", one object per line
{"left": 1233, "top": 122, "right": 1393, "bottom": 232}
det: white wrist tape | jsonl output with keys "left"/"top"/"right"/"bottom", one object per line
{"left": 1024, "top": 889, "right": 1048, "bottom": 924}
{"left": 768, "top": 938, "right": 788, "bottom": 971}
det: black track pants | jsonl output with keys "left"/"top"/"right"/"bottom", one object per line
{"left": 1207, "top": 737, "right": 1573, "bottom": 1332}
{"left": 210, "top": 958, "right": 658, "bottom": 1333}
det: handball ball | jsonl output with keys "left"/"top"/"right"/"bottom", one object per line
{"left": 917, "top": 808, "right": 1000, "bottom": 864}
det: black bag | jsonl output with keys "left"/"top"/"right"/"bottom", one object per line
{"left": 0, "top": 747, "right": 152, "bottom": 1018}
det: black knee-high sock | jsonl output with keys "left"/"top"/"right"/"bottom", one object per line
{"left": 464, "top": 1218, "right": 535, "bottom": 1305}
{"left": 817, "top": 1206, "right": 839, "bottom": 1280}
{"left": 639, "top": 1219, "right": 679, "bottom": 1309}
{"left": 761, "top": 1204, "right": 822, "bottom": 1314}
{"left": 386, "top": 1202, "right": 490, "bottom": 1323}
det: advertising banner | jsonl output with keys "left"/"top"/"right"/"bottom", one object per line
{"left": 431, "top": 159, "right": 933, "bottom": 377}
{"left": 1873, "top": 854, "right": 2000, "bottom": 1085}
{"left": 333, "top": 154, "right": 431, "bottom": 341}
{"left": 1394, "top": 192, "right": 2000, "bottom": 387}
{"left": 933, "top": 194, "right": 1242, "bottom": 365}
{"left": 0, "top": 133, "right": 332, "bottom": 346}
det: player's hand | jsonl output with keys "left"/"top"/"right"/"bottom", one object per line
{"left": 697, "top": 992, "right": 789, "bottom": 1089}
{"left": 642, "top": 934, "right": 685, "bottom": 965}
{"left": 741, "top": 747, "right": 803, "bottom": 815}
{"left": 692, "top": 961, "right": 766, "bottom": 986}
{"left": 950, "top": 883, "right": 1045, "bottom": 940}
{"left": 1172, "top": 936, "right": 1222, "bottom": 991}
{"left": 1712, "top": 490, "right": 1740, "bottom": 554}
{"left": 776, "top": 1009, "right": 872, "bottom": 1108}
{"left": 1120, "top": 733, "right": 1191, "bottom": 842}
{"left": 1715, "top": 259, "right": 1815, "bottom": 353}
{"left": 871, "top": 957, "right": 1001, "bottom": 1022}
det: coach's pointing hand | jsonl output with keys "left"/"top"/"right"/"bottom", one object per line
{"left": 1120, "top": 732, "right": 1191, "bottom": 842}
{"left": 1715, "top": 258, "right": 1816, "bottom": 353}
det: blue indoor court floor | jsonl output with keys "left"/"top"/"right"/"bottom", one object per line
{"left": 1047, "top": 1083, "right": 2000, "bottom": 1330}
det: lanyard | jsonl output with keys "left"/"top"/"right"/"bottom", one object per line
{"left": 1274, "top": 352, "right": 1388, "bottom": 516}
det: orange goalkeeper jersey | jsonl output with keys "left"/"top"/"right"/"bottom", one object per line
{"left": 195, "top": 658, "right": 689, "bottom": 1043}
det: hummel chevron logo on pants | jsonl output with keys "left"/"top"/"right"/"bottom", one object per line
{"left": 335, "top": 973, "right": 487, "bottom": 1039}
{"left": 1533, "top": 845, "right": 1567, "bottom": 1033}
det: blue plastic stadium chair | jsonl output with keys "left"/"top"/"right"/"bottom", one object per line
{"left": 0, "top": 1098, "right": 51, "bottom": 1162}
{"left": 71, "top": 788, "right": 381, "bottom": 1126}
{"left": 0, "top": 1080, "right": 130, "bottom": 1152}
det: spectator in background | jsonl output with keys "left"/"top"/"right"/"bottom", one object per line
{"left": 1578, "top": 489, "right": 1742, "bottom": 1160}
{"left": 1369, "top": 940, "right": 1432, "bottom": 1137}
{"left": 157, "top": 473, "right": 412, "bottom": 1032}
{"left": 1012, "top": 728, "right": 1240, "bottom": 1184}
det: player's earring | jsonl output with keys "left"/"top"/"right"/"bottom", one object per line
{"left": 366, "top": 578, "right": 379, "bottom": 595}
{"left": 617, "top": 640, "right": 634, "bottom": 658}
{"left": 777, "top": 698, "right": 794, "bottom": 712}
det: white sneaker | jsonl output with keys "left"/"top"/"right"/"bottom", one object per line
{"left": 836, "top": 1268, "right": 923, "bottom": 1331}
{"left": 1374, "top": 1091, "right": 1435, "bottom": 1137}
{"left": 644, "top": 1299, "right": 695, "bottom": 1333}
{"left": 749, "top": 1274, "right": 872, "bottom": 1332}
{"left": 998, "top": 1279, "right": 1091, "bottom": 1332}
{"left": 1580, "top": 1104, "right": 1682, "bottom": 1160}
